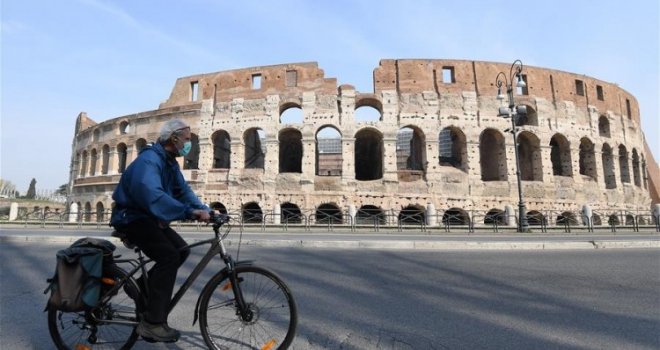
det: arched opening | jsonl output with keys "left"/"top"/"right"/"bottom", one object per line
{"left": 242, "top": 202, "right": 263, "bottom": 223}
{"left": 608, "top": 214, "right": 620, "bottom": 226}
{"left": 602, "top": 143, "right": 616, "bottom": 189}
{"left": 618, "top": 145, "right": 630, "bottom": 183}
{"left": 598, "top": 115, "right": 610, "bottom": 137}
{"left": 625, "top": 214, "right": 635, "bottom": 226}
{"left": 439, "top": 127, "right": 467, "bottom": 172}
{"left": 244, "top": 128, "right": 266, "bottom": 169}
{"left": 183, "top": 133, "right": 200, "bottom": 170}
{"left": 579, "top": 138, "right": 597, "bottom": 180}
{"left": 556, "top": 211, "right": 578, "bottom": 226}
{"left": 209, "top": 202, "right": 227, "bottom": 215}
{"left": 212, "top": 130, "right": 231, "bottom": 169}
{"left": 96, "top": 202, "right": 105, "bottom": 223}
{"left": 117, "top": 143, "right": 127, "bottom": 173}
{"left": 632, "top": 149, "right": 641, "bottom": 186}
{"left": 484, "top": 209, "right": 506, "bottom": 225}
{"left": 280, "top": 105, "right": 303, "bottom": 124}
{"left": 84, "top": 202, "right": 92, "bottom": 222}
{"left": 526, "top": 210, "right": 546, "bottom": 226}
{"left": 119, "top": 121, "right": 130, "bottom": 134}
{"left": 592, "top": 214, "right": 602, "bottom": 226}
{"left": 80, "top": 151, "right": 88, "bottom": 177}
{"left": 136, "top": 138, "right": 147, "bottom": 153}
{"left": 518, "top": 132, "right": 543, "bottom": 181}
{"left": 442, "top": 208, "right": 469, "bottom": 225}
{"left": 315, "top": 203, "right": 342, "bottom": 224}
{"left": 355, "top": 129, "right": 383, "bottom": 180}
{"left": 354, "top": 104, "right": 382, "bottom": 122}
{"left": 90, "top": 149, "right": 98, "bottom": 176}
{"left": 396, "top": 126, "right": 426, "bottom": 172}
{"left": 550, "top": 134, "right": 572, "bottom": 177}
{"left": 480, "top": 129, "right": 508, "bottom": 181}
{"left": 356, "top": 205, "right": 385, "bottom": 225}
{"left": 101, "top": 144, "right": 110, "bottom": 175}
{"left": 316, "top": 126, "right": 342, "bottom": 176}
{"left": 281, "top": 202, "right": 302, "bottom": 224}
{"left": 398, "top": 205, "right": 425, "bottom": 225}
{"left": 279, "top": 129, "right": 303, "bottom": 173}
{"left": 515, "top": 104, "right": 538, "bottom": 126}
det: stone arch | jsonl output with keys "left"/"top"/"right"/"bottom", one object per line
{"left": 80, "top": 151, "right": 88, "bottom": 177}
{"left": 442, "top": 208, "right": 469, "bottom": 225}
{"left": 119, "top": 120, "right": 130, "bottom": 134}
{"left": 316, "top": 126, "right": 342, "bottom": 176}
{"left": 354, "top": 97, "right": 382, "bottom": 122}
{"left": 280, "top": 103, "right": 303, "bottom": 124}
{"left": 209, "top": 202, "right": 227, "bottom": 215}
{"left": 244, "top": 128, "right": 265, "bottom": 169}
{"left": 556, "top": 211, "right": 578, "bottom": 225}
{"left": 355, "top": 128, "right": 383, "bottom": 180}
{"left": 90, "top": 148, "right": 98, "bottom": 176}
{"left": 212, "top": 130, "right": 231, "bottom": 169}
{"left": 315, "top": 203, "right": 342, "bottom": 224}
{"left": 598, "top": 115, "right": 610, "bottom": 137}
{"left": 592, "top": 214, "right": 602, "bottom": 226}
{"left": 526, "top": 210, "right": 546, "bottom": 226}
{"left": 602, "top": 143, "right": 616, "bottom": 189}
{"left": 281, "top": 202, "right": 302, "bottom": 224}
{"left": 480, "top": 129, "right": 508, "bottom": 181}
{"left": 96, "top": 201, "right": 105, "bottom": 223}
{"left": 618, "top": 144, "right": 630, "bottom": 183}
{"left": 242, "top": 202, "right": 263, "bottom": 223}
{"left": 632, "top": 148, "right": 641, "bottom": 186}
{"left": 439, "top": 126, "right": 467, "bottom": 172}
{"left": 279, "top": 128, "right": 303, "bottom": 173}
{"left": 84, "top": 202, "right": 92, "bottom": 222}
{"left": 398, "top": 205, "right": 425, "bottom": 225}
{"left": 550, "top": 133, "right": 572, "bottom": 177}
{"left": 518, "top": 131, "right": 543, "bottom": 181}
{"left": 183, "top": 133, "right": 200, "bottom": 170}
{"left": 515, "top": 104, "right": 538, "bottom": 126}
{"left": 356, "top": 205, "right": 385, "bottom": 225}
{"left": 101, "top": 144, "right": 110, "bottom": 175}
{"left": 117, "top": 143, "right": 127, "bottom": 173}
{"left": 396, "top": 126, "right": 426, "bottom": 179}
{"left": 608, "top": 214, "right": 620, "bottom": 226}
{"left": 484, "top": 209, "right": 506, "bottom": 225}
{"left": 579, "top": 137, "right": 597, "bottom": 180}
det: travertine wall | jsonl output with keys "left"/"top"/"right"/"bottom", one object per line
{"left": 68, "top": 59, "right": 656, "bottom": 224}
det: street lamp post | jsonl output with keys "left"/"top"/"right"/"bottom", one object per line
{"left": 496, "top": 60, "right": 529, "bottom": 232}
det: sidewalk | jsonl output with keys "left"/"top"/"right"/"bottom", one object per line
{"left": 1, "top": 225, "right": 659, "bottom": 250}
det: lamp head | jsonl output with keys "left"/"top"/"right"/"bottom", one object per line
{"left": 497, "top": 87, "right": 505, "bottom": 100}
{"left": 516, "top": 74, "right": 526, "bottom": 88}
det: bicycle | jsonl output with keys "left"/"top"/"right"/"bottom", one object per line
{"left": 47, "top": 213, "right": 298, "bottom": 349}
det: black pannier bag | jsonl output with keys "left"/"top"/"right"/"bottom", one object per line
{"left": 44, "top": 237, "right": 116, "bottom": 312}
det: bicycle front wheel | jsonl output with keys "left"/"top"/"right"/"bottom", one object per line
{"left": 47, "top": 264, "right": 143, "bottom": 350}
{"left": 199, "top": 265, "right": 297, "bottom": 350}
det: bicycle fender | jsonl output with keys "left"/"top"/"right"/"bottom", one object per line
{"left": 192, "top": 260, "right": 255, "bottom": 325}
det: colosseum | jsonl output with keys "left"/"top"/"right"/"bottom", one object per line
{"left": 67, "top": 59, "right": 659, "bottom": 229}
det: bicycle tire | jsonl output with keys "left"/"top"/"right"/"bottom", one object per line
{"left": 47, "top": 264, "right": 143, "bottom": 350}
{"left": 199, "top": 265, "right": 297, "bottom": 350}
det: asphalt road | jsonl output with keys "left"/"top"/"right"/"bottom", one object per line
{"left": 1, "top": 241, "right": 659, "bottom": 349}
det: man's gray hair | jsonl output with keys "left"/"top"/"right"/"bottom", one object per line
{"left": 159, "top": 119, "right": 190, "bottom": 143}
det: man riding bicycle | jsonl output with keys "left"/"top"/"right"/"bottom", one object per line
{"left": 110, "top": 119, "right": 210, "bottom": 343}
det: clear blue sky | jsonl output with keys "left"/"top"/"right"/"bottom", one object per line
{"left": 1, "top": 0, "right": 658, "bottom": 192}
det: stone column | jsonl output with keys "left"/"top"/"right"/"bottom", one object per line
{"left": 581, "top": 204, "right": 592, "bottom": 227}
{"left": 273, "top": 203, "right": 281, "bottom": 225}
{"left": 68, "top": 202, "right": 79, "bottom": 223}
{"left": 108, "top": 149, "right": 119, "bottom": 175}
{"left": 504, "top": 205, "right": 515, "bottom": 226}
{"left": 341, "top": 137, "right": 356, "bottom": 181}
{"left": 382, "top": 136, "right": 398, "bottom": 182}
{"left": 426, "top": 202, "right": 437, "bottom": 226}
{"left": 348, "top": 204, "right": 356, "bottom": 225}
{"left": 301, "top": 135, "right": 316, "bottom": 181}
{"left": 9, "top": 202, "right": 18, "bottom": 221}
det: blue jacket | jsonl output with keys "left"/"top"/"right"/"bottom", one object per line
{"left": 110, "top": 142, "right": 209, "bottom": 226}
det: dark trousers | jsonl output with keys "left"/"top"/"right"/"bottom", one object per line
{"left": 119, "top": 218, "right": 190, "bottom": 324}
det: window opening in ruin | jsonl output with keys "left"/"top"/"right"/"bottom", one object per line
{"left": 598, "top": 115, "right": 610, "bottom": 137}
{"left": 626, "top": 99, "right": 631, "bottom": 119}
{"left": 84, "top": 202, "right": 92, "bottom": 222}
{"left": 355, "top": 128, "right": 383, "bottom": 181}
{"left": 575, "top": 80, "right": 584, "bottom": 96}
{"left": 608, "top": 214, "right": 620, "bottom": 226}
{"left": 439, "top": 127, "right": 467, "bottom": 171}
{"left": 354, "top": 106, "right": 381, "bottom": 122}
{"left": 280, "top": 105, "right": 303, "bottom": 124}
{"left": 484, "top": 209, "right": 506, "bottom": 225}
{"left": 210, "top": 202, "right": 228, "bottom": 215}
{"left": 315, "top": 203, "right": 342, "bottom": 224}
{"left": 93, "top": 129, "right": 100, "bottom": 143}
{"left": 90, "top": 149, "right": 98, "bottom": 176}
{"left": 286, "top": 70, "right": 298, "bottom": 87}
{"left": 480, "top": 129, "right": 508, "bottom": 181}
{"left": 516, "top": 74, "right": 528, "bottom": 95}
{"left": 596, "top": 85, "right": 604, "bottom": 101}
{"left": 442, "top": 66, "right": 454, "bottom": 83}
{"left": 102, "top": 145, "right": 110, "bottom": 175}
{"left": 75, "top": 153, "right": 82, "bottom": 178}
{"left": 191, "top": 81, "right": 199, "bottom": 101}
{"left": 242, "top": 202, "right": 263, "bottom": 223}
{"left": 549, "top": 134, "right": 572, "bottom": 177}
{"left": 632, "top": 149, "right": 641, "bottom": 187}
{"left": 591, "top": 214, "right": 602, "bottom": 226}
{"left": 136, "top": 138, "right": 147, "bottom": 153}
{"left": 356, "top": 205, "right": 385, "bottom": 225}
{"left": 244, "top": 128, "right": 266, "bottom": 169}
{"left": 526, "top": 211, "right": 546, "bottom": 226}
{"left": 183, "top": 133, "right": 200, "bottom": 170}
{"left": 252, "top": 74, "right": 262, "bottom": 89}
{"left": 117, "top": 143, "right": 127, "bottom": 173}
{"left": 281, "top": 202, "right": 302, "bottom": 224}
{"left": 212, "top": 130, "right": 231, "bottom": 169}
{"left": 579, "top": 138, "right": 597, "bottom": 180}
{"left": 119, "top": 121, "right": 130, "bottom": 134}
{"left": 316, "top": 126, "right": 342, "bottom": 176}
{"left": 279, "top": 129, "right": 302, "bottom": 173}
{"left": 514, "top": 104, "right": 537, "bottom": 126}
{"left": 80, "top": 151, "right": 88, "bottom": 177}
{"left": 96, "top": 202, "right": 105, "bottom": 223}
{"left": 602, "top": 144, "right": 616, "bottom": 189}
{"left": 618, "top": 145, "right": 630, "bottom": 183}
{"left": 396, "top": 127, "right": 426, "bottom": 180}
{"left": 398, "top": 205, "right": 425, "bottom": 225}
{"left": 642, "top": 159, "right": 648, "bottom": 189}
{"left": 518, "top": 132, "right": 543, "bottom": 181}
{"left": 556, "top": 212, "right": 578, "bottom": 226}
{"left": 442, "top": 208, "right": 469, "bottom": 225}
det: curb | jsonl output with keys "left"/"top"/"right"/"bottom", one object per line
{"left": 1, "top": 234, "right": 659, "bottom": 250}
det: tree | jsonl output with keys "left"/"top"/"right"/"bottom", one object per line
{"left": 55, "top": 183, "right": 68, "bottom": 196}
{"left": 0, "top": 179, "right": 17, "bottom": 197}
{"left": 26, "top": 178, "right": 37, "bottom": 199}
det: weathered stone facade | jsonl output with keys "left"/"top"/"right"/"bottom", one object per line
{"left": 68, "top": 59, "right": 656, "bottom": 225}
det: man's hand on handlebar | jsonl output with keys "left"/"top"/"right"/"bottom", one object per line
{"left": 192, "top": 209, "right": 212, "bottom": 222}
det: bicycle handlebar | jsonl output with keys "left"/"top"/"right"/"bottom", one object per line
{"left": 210, "top": 212, "right": 230, "bottom": 233}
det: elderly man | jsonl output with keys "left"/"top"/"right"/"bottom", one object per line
{"left": 111, "top": 119, "right": 210, "bottom": 342}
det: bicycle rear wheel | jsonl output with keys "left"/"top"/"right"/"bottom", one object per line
{"left": 47, "top": 264, "right": 143, "bottom": 350}
{"left": 199, "top": 265, "right": 297, "bottom": 350}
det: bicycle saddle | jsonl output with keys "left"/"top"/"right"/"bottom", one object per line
{"left": 111, "top": 230, "right": 137, "bottom": 249}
